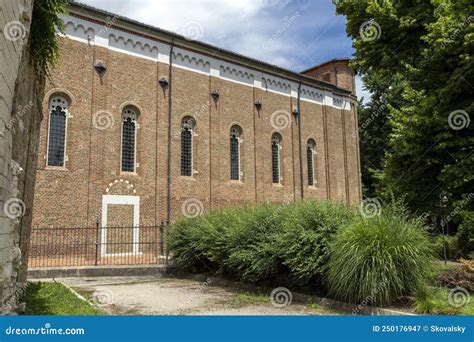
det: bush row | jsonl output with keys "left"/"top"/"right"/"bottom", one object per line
{"left": 167, "top": 200, "right": 433, "bottom": 305}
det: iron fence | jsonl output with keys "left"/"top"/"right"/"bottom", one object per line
{"left": 28, "top": 224, "right": 167, "bottom": 267}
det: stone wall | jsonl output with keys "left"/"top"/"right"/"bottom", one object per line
{"left": 0, "top": 0, "right": 44, "bottom": 313}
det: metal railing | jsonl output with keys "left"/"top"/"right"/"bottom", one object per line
{"left": 28, "top": 224, "right": 167, "bottom": 267}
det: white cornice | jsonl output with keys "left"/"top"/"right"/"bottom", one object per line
{"left": 60, "top": 14, "right": 351, "bottom": 110}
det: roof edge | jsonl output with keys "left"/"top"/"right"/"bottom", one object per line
{"left": 67, "top": 1, "right": 353, "bottom": 96}
{"left": 300, "top": 58, "right": 352, "bottom": 74}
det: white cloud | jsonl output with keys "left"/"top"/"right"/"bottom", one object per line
{"left": 355, "top": 75, "right": 372, "bottom": 104}
{"left": 78, "top": 0, "right": 342, "bottom": 71}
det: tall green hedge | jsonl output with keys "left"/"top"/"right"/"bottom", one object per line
{"left": 167, "top": 200, "right": 433, "bottom": 305}
{"left": 167, "top": 201, "right": 354, "bottom": 288}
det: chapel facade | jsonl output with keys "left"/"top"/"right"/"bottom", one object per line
{"left": 31, "top": 2, "right": 362, "bottom": 232}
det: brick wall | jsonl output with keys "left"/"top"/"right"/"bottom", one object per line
{"left": 302, "top": 59, "right": 356, "bottom": 96}
{"left": 31, "top": 36, "right": 362, "bottom": 239}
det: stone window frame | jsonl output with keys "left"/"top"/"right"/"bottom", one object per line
{"left": 120, "top": 106, "right": 139, "bottom": 173}
{"left": 45, "top": 94, "right": 71, "bottom": 168}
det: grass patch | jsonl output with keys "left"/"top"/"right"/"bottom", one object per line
{"left": 22, "top": 282, "right": 102, "bottom": 315}
{"left": 415, "top": 287, "right": 474, "bottom": 315}
{"left": 231, "top": 292, "right": 270, "bottom": 306}
{"left": 306, "top": 303, "right": 320, "bottom": 310}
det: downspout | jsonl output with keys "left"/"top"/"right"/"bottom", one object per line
{"left": 297, "top": 80, "right": 304, "bottom": 200}
{"left": 166, "top": 41, "right": 175, "bottom": 224}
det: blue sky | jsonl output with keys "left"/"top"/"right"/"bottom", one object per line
{"left": 79, "top": 0, "right": 370, "bottom": 102}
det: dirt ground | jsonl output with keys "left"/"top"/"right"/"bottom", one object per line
{"left": 38, "top": 276, "right": 342, "bottom": 315}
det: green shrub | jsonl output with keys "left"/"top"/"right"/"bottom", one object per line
{"left": 167, "top": 200, "right": 354, "bottom": 286}
{"left": 326, "top": 204, "right": 433, "bottom": 306}
{"left": 223, "top": 204, "right": 289, "bottom": 283}
{"left": 276, "top": 201, "right": 355, "bottom": 285}
{"left": 168, "top": 200, "right": 434, "bottom": 304}
{"left": 166, "top": 206, "right": 244, "bottom": 273}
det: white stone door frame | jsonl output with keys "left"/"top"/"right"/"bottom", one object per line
{"left": 101, "top": 195, "right": 140, "bottom": 257}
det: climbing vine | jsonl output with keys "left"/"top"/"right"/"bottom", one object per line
{"left": 29, "top": 0, "right": 68, "bottom": 78}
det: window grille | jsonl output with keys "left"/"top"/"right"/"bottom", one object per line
{"left": 271, "top": 134, "right": 281, "bottom": 183}
{"left": 121, "top": 109, "right": 137, "bottom": 172}
{"left": 181, "top": 117, "right": 195, "bottom": 176}
{"left": 307, "top": 139, "right": 316, "bottom": 186}
{"left": 230, "top": 127, "right": 241, "bottom": 180}
{"left": 47, "top": 96, "right": 68, "bottom": 166}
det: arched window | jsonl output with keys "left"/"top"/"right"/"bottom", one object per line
{"left": 271, "top": 134, "right": 282, "bottom": 184}
{"left": 121, "top": 107, "right": 138, "bottom": 172}
{"left": 230, "top": 126, "right": 241, "bottom": 180}
{"left": 47, "top": 95, "right": 69, "bottom": 167}
{"left": 181, "top": 117, "right": 195, "bottom": 176}
{"left": 307, "top": 139, "right": 316, "bottom": 186}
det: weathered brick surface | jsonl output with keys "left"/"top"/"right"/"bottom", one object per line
{"left": 31, "top": 37, "right": 362, "bottom": 237}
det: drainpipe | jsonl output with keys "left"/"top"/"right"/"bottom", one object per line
{"left": 166, "top": 41, "right": 175, "bottom": 225}
{"left": 297, "top": 80, "right": 304, "bottom": 200}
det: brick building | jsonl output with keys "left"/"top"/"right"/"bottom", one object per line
{"left": 31, "top": 2, "right": 362, "bottom": 251}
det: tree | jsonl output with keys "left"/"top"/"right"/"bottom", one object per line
{"left": 334, "top": 0, "right": 474, "bottom": 254}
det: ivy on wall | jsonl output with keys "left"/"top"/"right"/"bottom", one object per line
{"left": 29, "top": 0, "right": 68, "bottom": 78}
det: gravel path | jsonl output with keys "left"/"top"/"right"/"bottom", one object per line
{"left": 37, "top": 276, "right": 342, "bottom": 316}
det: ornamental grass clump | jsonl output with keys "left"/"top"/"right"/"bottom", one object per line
{"left": 326, "top": 204, "right": 433, "bottom": 306}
